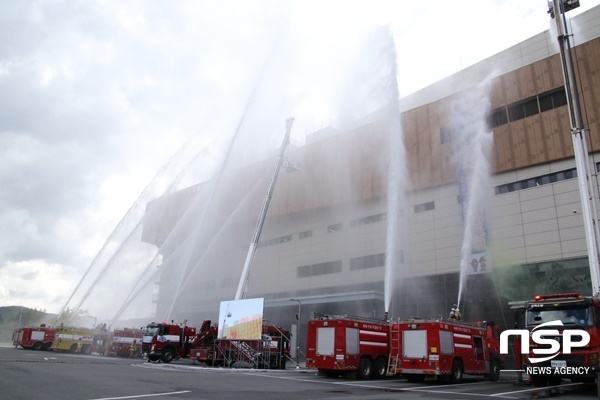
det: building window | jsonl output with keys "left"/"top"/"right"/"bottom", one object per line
{"left": 349, "top": 254, "right": 386, "bottom": 271}
{"left": 298, "top": 261, "right": 343, "bottom": 278}
{"left": 486, "top": 86, "right": 566, "bottom": 128}
{"left": 299, "top": 230, "right": 313, "bottom": 239}
{"left": 414, "top": 201, "right": 435, "bottom": 213}
{"left": 327, "top": 223, "right": 343, "bottom": 233}
{"left": 539, "top": 88, "right": 568, "bottom": 112}
{"left": 495, "top": 167, "right": 577, "bottom": 194}
{"left": 350, "top": 213, "right": 386, "bottom": 227}
{"left": 259, "top": 234, "right": 293, "bottom": 247}
{"left": 508, "top": 98, "right": 538, "bottom": 122}
{"left": 488, "top": 108, "right": 508, "bottom": 128}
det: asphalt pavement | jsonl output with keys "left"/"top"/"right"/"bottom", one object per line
{"left": 1, "top": 344, "right": 598, "bottom": 400}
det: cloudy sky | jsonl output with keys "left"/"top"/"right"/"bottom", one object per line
{"left": 1, "top": 0, "right": 599, "bottom": 316}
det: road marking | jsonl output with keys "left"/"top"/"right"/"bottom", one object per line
{"left": 89, "top": 391, "right": 191, "bottom": 400}
{"left": 253, "top": 373, "right": 518, "bottom": 398}
{"left": 491, "top": 382, "right": 583, "bottom": 397}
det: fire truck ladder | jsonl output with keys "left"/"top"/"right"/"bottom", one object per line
{"left": 388, "top": 322, "right": 401, "bottom": 374}
{"left": 309, "top": 312, "right": 387, "bottom": 324}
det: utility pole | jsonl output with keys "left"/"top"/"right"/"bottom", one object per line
{"left": 549, "top": 0, "right": 600, "bottom": 295}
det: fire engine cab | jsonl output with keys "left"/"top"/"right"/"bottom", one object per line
{"left": 388, "top": 318, "right": 503, "bottom": 383}
{"left": 305, "top": 314, "right": 390, "bottom": 379}
{"left": 515, "top": 292, "right": 600, "bottom": 387}
{"left": 143, "top": 321, "right": 197, "bottom": 363}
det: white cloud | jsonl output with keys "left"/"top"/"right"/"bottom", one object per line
{"left": 0, "top": 260, "right": 76, "bottom": 312}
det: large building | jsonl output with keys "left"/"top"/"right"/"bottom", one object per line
{"left": 142, "top": 5, "right": 600, "bottom": 359}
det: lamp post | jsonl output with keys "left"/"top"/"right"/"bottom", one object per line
{"left": 290, "top": 299, "right": 301, "bottom": 367}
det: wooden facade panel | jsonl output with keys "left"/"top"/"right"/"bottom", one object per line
{"left": 492, "top": 126, "right": 514, "bottom": 172}
{"left": 557, "top": 107, "right": 575, "bottom": 157}
{"left": 581, "top": 72, "right": 600, "bottom": 150}
{"left": 427, "top": 104, "right": 444, "bottom": 187}
{"left": 579, "top": 40, "right": 600, "bottom": 155}
{"left": 584, "top": 40, "right": 600, "bottom": 72}
{"left": 540, "top": 112, "right": 562, "bottom": 160}
{"left": 588, "top": 119, "right": 600, "bottom": 153}
{"left": 526, "top": 117, "right": 548, "bottom": 164}
{"left": 489, "top": 77, "right": 506, "bottom": 109}
{"left": 434, "top": 98, "right": 456, "bottom": 184}
{"left": 509, "top": 120, "right": 530, "bottom": 168}
{"left": 502, "top": 73, "right": 521, "bottom": 104}
{"left": 541, "top": 108, "right": 573, "bottom": 160}
{"left": 533, "top": 58, "right": 553, "bottom": 93}
{"left": 403, "top": 109, "right": 420, "bottom": 189}
{"left": 547, "top": 54, "right": 564, "bottom": 88}
{"left": 415, "top": 106, "right": 432, "bottom": 188}
{"left": 517, "top": 64, "right": 537, "bottom": 98}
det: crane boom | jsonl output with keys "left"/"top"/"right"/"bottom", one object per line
{"left": 235, "top": 117, "right": 295, "bottom": 300}
{"left": 550, "top": 0, "right": 600, "bottom": 294}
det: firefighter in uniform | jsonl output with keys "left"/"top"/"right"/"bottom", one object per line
{"left": 77, "top": 338, "right": 83, "bottom": 354}
{"left": 449, "top": 305, "right": 462, "bottom": 321}
{"left": 130, "top": 339, "right": 137, "bottom": 358}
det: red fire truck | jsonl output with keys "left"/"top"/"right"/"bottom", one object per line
{"left": 514, "top": 292, "right": 600, "bottom": 387}
{"left": 143, "top": 319, "right": 291, "bottom": 369}
{"left": 305, "top": 314, "right": 390, "bottom": 379}
{"left": 91, "top": 328, "right": 112, "bottom": 356}
{"left": 111, "top": 328, "right": 143, "bottom": 357}
{"left": 12, "top": 324, "right": 56, "bottom": 351}
{"left": 143, "top": 321, "right": 197, "bottom": 363}
{"left": 388, "top": 318, "right": 503, "bottom": 383}
{"left": 188, "top": 320, "right": 220, "bottom": 365}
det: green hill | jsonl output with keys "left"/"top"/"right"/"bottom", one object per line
{"left": 0, "top": 306, "right": 56, "bottom": 343}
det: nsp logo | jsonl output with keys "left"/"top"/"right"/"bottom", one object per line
{"left": 500, "top": 320, "right": 590, "bottom": 363}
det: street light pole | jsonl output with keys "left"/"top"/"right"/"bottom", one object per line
{"left": 290, "top": 299, "right": 301, "bottom": 367}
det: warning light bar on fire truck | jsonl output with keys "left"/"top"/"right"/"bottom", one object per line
{"left": 533, "top": 292, "right": 583, "bottom": 301}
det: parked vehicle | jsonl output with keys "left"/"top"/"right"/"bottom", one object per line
{"left": 305, "top": 313, "right": 390, "bottom": 379}
{"left": 388, "top": 318, "right": 503, "bottom": 383}
{"left": 12, "top": 324, "right": 55, "bottom": 351}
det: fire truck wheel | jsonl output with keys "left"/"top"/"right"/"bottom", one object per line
{"left": 161, "top": 348, "right": 175, "bottom": 363}
{"left": 70, "top": 344, "right": 78, "bottom": 353}
{"left": 147, "top": 354, "right": 160, "bottom": 362}
{"left": 488, "top": 359, "right": 500, "bottom": 382}
{"left": 450, "top": 359, "right": 463, "bottom": 384}
{"left": 32, "top": 341, "right": 43, "bottom": 351}
{"left": 373, "top": 358, "right": 387, "bottom": 379}
{"left": 357, "top": 357, "right": 373, "bottom": 379}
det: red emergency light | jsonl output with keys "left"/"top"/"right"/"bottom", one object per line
{"left": 533, "top": 292, "right": 582, "bottom": 301}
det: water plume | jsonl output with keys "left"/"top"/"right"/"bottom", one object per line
{"left": 55, "top": 145, "right": 192, "bottom": 323}
{"left": 382, "top": 35, "right": 407, "bottom": 314}
{"left": 452, "top": 80, "right": 494, "bottom": 311}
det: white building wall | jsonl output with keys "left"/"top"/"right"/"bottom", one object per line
{"left": 247, "top": 155, "right": 597, "bottom": 300}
